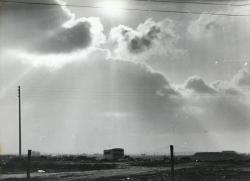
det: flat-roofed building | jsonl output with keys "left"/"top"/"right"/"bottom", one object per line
{"left": 103, "top": 148, "right": 124, "bottom": 160}
{"left": 192, "top": 151, "right": 242, "bottom": 161}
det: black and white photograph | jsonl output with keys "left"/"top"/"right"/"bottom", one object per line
{"left": 0, "top": 0, "right": 250, "bottom": 180}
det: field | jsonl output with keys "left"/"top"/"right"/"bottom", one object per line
{"left": 1, "top": 156, "right": 250, "bottom": 180}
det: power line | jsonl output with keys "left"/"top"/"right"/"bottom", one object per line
{"left": 1, "top": 0, "right": 250, "bottom": 17}
{"left": 134, "top": 0, "right": 250, "bottom": 7}
{"left": 5, "top": 0, "right": 250, "bottom": 8}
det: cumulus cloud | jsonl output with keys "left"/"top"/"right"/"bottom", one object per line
{"left": 232, "top": 69, "right": 250, "bottom": 87}
{"left": 178, "top": 71, "right": 250, "bottom": 136}
{"left": 212, "top": 80, "right": 242, "bottom": 96}
{"left": 109, "top": 18, "right": 183, "bottom": 61}
{"left": 0, "top": 55, "right": 184, "bottom": 153}
{"left": 178, "top": 67, "right": 250, "bottom": 135}
{"left": 184, "top": 76, "right": 217, "bottom": 94}
{"left": 182, "top": 73, "right": 247, "bottom": 97}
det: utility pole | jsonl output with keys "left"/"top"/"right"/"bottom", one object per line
{"left": 18, "top": 86, "right": 22, "bottom": 158}
{"left": 170, "top": 145, "right": 175, "bottom": 181}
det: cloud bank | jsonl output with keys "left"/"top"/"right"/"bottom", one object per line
{"left": 2, "top": 48, "right": 250, "bottom": 153}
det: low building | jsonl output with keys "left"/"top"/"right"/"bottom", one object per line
{"left": 192, "top": 151, "right": 241, "bottom": 161}
{"left": 103, "top": 148, "right": 124, "bottom": 160}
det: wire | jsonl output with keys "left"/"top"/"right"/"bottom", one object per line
{"left": 1, "top": 0, "right": 250, "bottom": 17}
{"left": 134, "top": 0, "right": 250, "bottom": 7}
{"left": 3, "top": 0, "right": 250, "bottom": 8}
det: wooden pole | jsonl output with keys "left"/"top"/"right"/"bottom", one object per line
{"left": 170, "top": 145, "right": 174, "bottom": 181}
{"left": 27, "top": 150, "right": 32, "bottom": 179}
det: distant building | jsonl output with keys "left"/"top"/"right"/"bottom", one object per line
{"left": 192, "top": 151, "right": 241, "bottom": 161}
{"left": 103, "top": 148, "right": 124, "bottom": 160}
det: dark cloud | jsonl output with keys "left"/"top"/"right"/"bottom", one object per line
{"left": 110, "top": 18, "right": 179, "bottom": 55}
{"left": 33, "top": 21, "right": 92, "bottom": 53}
{"left": 0, "top": 0, "right": 105, "bottom": 54}
{"left": 126, "top": 23, "right": 162, "bottom": 53}
{"left": 128, "top": 36, "right": 152, "bottom": 53}
{"left": 0, "top": 0, "right": 69, "bottom": 49}
{"left": 185, "top": 76, "right": 217, "bottom": 94}
{"left": 110, "top": 25, "right": 156, "bottom": 54}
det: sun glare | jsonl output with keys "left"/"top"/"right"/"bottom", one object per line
{"left": 97, "top": 0, "right": 128, "bottom": 18}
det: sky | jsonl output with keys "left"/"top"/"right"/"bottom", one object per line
{"left": 0, "top": 0, "right": 250, "bottom": 155}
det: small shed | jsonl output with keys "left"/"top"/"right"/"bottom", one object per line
{"left": 103, "top": 148, "right": 124, "bottom": 160}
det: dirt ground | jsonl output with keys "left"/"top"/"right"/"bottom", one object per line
{"left": 1, "top": 160, "right": 250, "bottom": 180}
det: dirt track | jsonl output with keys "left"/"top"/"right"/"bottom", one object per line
{"left": 2, "top": 162, "right": 250, "bottom": 181}
{"left": 0, "top": 166, "right": 169, "bottom": 180}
